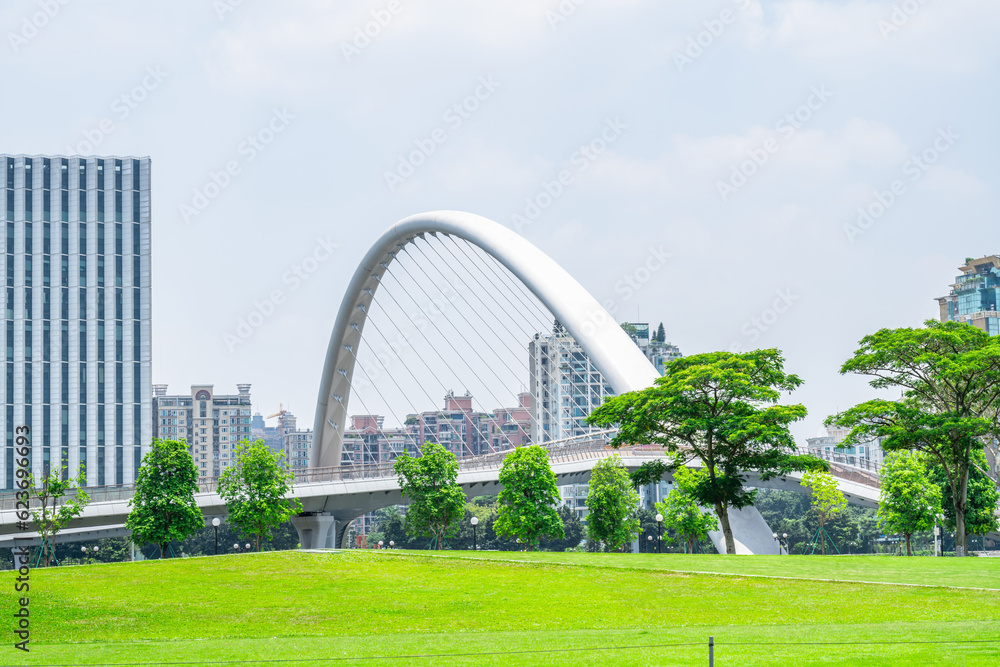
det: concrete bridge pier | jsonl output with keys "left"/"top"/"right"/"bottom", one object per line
{"left": 291, "top": 512, "right": 337, "bottom": 549}
{"left": 708, "top": 506, "right": 780, "bottom": 555}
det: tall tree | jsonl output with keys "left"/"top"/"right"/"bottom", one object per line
{"left": 585, "top": 455, "right": 640, "bottom": 552}
{"left": 393, "top": 442, "right": 466, "bottom": 549}
{"left": 828, "top": 320, "right": 1000, "bottom": 556}
{"left": 588, "top": 349, "right": 811, "bottom": 554}
{"left": 494, "top": 445, "right": 564, "bottom": 550}
{"left": 927, "top": 449, "right": 999, "bottom": 547}
{"left": 30, "top": 466, "right": 90, "bottom": 567}
{"left": 126, "top": 439, "right": 205, "bottom": 559}
{"left": 656, "top": 322, "right": 666, "bottom": 343}
{"left": 877, "top": 451, "right": 942, "bottom": 556}
{"left": 218, "top": 439, "right": 303, "bottom": 552}
{"left": 800, "top": 469, "right": 847, "bottom": 555}
{"left": 655, "top": 467, "right": 719, "bottom": 554}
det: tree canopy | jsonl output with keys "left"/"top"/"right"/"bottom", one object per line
{"left": 800, "top": 469, "right": 847, "bottom": 555}
{"left": 126, "top": 439, "right": 205, "bottom": 558}
{"left": 584, "top": 455, "right": 640, "bottom": 552}
{"left": 218, "top": 439, "right": 303, "bottom": 552}
{"left": 655, "top": 467, "right": 719, "bottom": 554}
{"left": 828, "top": 320, "right": 1000, "bottom": 556}
{"left": 494, "top": 445, "right": 564, "bottom": 550}
{"left": 393, "top": 442, "right": 466, "bottom": 549}
{"left": 30, "top": 466, "right": 90, "bottom": 567}
{"left": 587, "top": 349, "right": 810, "bottom": 554}
{"left": 877, "top": 451, "right": 942, "bottom": 556}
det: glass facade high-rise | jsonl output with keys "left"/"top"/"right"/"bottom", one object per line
{"left": 1, "top": 155, "right": 152, "bottom": 489}
{"left": 937, "top": 255, "right": 1000, "bottom": 336}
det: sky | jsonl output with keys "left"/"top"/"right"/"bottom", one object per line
{"left": 2, "top": 0, "right": 998, "bottom": 442}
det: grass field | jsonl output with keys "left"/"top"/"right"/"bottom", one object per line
{"left": 1, "top": 550, "right": 998, "bottom": 666}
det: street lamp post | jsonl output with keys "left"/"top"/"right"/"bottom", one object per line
{"left": 378, "top": 540, "right": 384, "bottom": 550}
{"left": 655, "top": 513, "right": 663, "bottom": 554}
{"left": 647, "top": 534, "right": 653, "bottom": 553}
{"left": 470, "top": 516, "right": 479, "bottom": 551}
{"left": 212, "top": 518, "right": 221, "bottom": 556}
{"left": 389, "top": 541, "right": 394, "bottom": 550}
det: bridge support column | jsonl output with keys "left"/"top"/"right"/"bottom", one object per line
{"left": 707, "top": 506, "right": 780, "bottom": 555}
{"left": 291, "top": 512, "right": 337, "bottom": 550}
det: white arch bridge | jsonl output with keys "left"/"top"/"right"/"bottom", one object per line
{"left": 2, "top": 211, "right": 879, "bottom": 554}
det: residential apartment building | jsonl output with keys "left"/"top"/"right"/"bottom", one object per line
{"left": 529, "top": 320, "right": 681, "bottom": 442}
{"left": 152, "top": 384, "right": 252, "bottom": 479}
{"left": 937, "top": 255, "right": 1000, "bottom": 335}
{"left": 1, "top": 155, "right": 152, "bottom": 489}
{"left": 284, "top": 428, "right": 312, "bottom": 470}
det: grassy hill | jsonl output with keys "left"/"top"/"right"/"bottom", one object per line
{"left": 2, "top": 550, "right": 998, "bottom": 666}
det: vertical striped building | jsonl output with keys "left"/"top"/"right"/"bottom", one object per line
{"left": 1, "top": 155, "right": 152, "bottom": 489}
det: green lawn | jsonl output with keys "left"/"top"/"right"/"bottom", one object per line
{"left": 419, "top": 550, "right": 1000, "bottom": 589}
{"left": 1, "top": 550, "right": 998, "bottom": 666}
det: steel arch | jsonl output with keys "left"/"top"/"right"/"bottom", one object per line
{"left": 311, "top": 210, "right": 659, "bottom": 468}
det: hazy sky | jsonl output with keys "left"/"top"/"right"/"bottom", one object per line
{"left": 4, "top": 0, "right": 998, "bottom": 441}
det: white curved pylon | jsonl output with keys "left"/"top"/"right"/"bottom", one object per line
{"left": 310, "top": 211, "right": 660, "bottom": 468}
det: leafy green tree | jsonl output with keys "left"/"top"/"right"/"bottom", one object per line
{"left": 828, "top": 321, "right": 1000, "bottom": 556}
{"left": 494, "top": 445, "right": 564, "bottom": 550}
{"left": 218, "top": 439, "right": 304, "bottom": 552}
{"left": 126, "top": 439, "right": 205, "bottom": 559}
{"left": 655, "top": 322, "right": 666, "bottom": 343}
{"left": 928, "top": 449, "right": 999, "bottom": 546}
{"left": 393, "top": 442, "right": 466, "bottom": 549}
{"left": 585, "top": 455, "right": 640, "bottom": 552}
{"left": 877, "top": 451, "right": 942, "bottom": 556}
{"left": 588, "top": 349, "right": 811, "bottom": 554}
{"left": 655, "top": 467, "right": 719, "bottom": 554}
{"left": 800, "top": 470, "right": 847, "bottom": 555}
{"left": 29, "top": 466, "right": 90, "bottom": 567}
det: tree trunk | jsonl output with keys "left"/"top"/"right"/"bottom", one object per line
{"left": 819, "top": 519, "right": 826, "bottom": 556}
{"left": 715, "top": 502, "right": 735, "bottom": 554}
{"left": 687, "top": 537, "right": 694, "bottom": 554}
{"left": 159, "top": 543, "right": 166, "bottom": 559}
{"left": 905, "top": 533, "right": 912, "bottom": 556}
